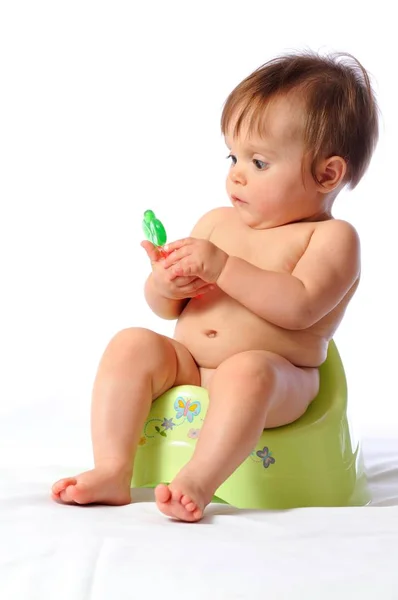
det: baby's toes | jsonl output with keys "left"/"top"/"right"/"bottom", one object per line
{"left": 181, "top": 494, "right": 196, "bottom": 512}
{"left": 192, "top": 507, "right": 203, "bottom": 521}
{"left": 59, "top": 485, "right": 77, "bottom": 504}
{"left": 155, "top": 483, "right": 171, "bottom": 504}
{"left": 175, "top": 493, "right": 199, "bottom": 520}
{"left": 51, "top": 479, "right": 87, "bottom": 505}
{"left": 155, "top": 484, "right": 175, "bottom": 518}
{"left": 52, "top": 477, "right": 76, "bottom": 496}
{"left": 185, "top": 501, "right": 198, "bottom": 513}
{"left": 171, "top": 488, "right": 183, "bottom": 503}
{"left": 63, "top": 482, "right": 96, "bottom": 505}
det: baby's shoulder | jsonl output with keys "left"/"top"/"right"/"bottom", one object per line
{"left": 313, "top": 218, "right": 360, "bottom": 248}
{"left": 190, "top": 206, "right": 234, "bottom": 239}
{"left": 306, "top": 219, "right": 361, "bottom": 272}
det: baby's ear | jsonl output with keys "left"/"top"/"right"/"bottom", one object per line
{"left": 315, "top": 156, "right": 347, "bottom": 192}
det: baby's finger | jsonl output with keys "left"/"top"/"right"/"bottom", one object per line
{"left": 163, "top": 237, "right": 193, "bottom": 255}
{"left": 163, "top": 246, "right": 191, "bottom": 269}
{"left": 169, "top": 265, "right": 190, "bottom": 280}
{"left": 190, "top": 283, "right": 215, "bottom": 296}
{"left": 173, "top": 275, "right": 197, "bottom": 287}
{"left": 179, "top": 278, "right": 213, "bottom": 295}
{"left": 141, "top": 240, "right": 163, "bottom": 263}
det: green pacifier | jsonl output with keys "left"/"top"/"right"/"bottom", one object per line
{"left": 142, "top": 210, "right": 167, "bottom": 247}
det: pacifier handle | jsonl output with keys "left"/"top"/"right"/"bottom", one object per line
{"left": 142, "top": 209, "right": 169, "bottom": 257}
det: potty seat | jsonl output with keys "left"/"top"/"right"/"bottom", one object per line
{"left": 131, "top": 340, "right": 369, "bottom": 509}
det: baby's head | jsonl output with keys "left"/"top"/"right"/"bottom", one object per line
{"left": 221, "top": 51, "right": 379, "bottom": 227}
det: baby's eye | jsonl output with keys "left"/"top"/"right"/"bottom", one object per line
{"left": 253, "top": 159, "right": 268, "bottom": 170}
{"left": 226, "top": 154, "right": 237, "bottom": 165}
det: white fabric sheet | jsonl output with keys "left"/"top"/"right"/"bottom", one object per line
{"left": 1, "top": 438, "right": 398, "bottom": 599}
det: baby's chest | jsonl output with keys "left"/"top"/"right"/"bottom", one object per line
{"left": 212, "top": 225, "right": 315, "bottom": 274}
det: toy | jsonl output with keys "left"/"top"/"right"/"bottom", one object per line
{"left": 142, "top": 209, "right": 206, "bottom": 299}
{"left": 142, "top": 209, "right": 167, "bottom": 248}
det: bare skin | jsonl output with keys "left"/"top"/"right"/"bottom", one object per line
{"left": 52, "top": 99, "right": 360, "bottom": 521}
{"left": 51, "top": 329, "right": 201, "bottom": 506}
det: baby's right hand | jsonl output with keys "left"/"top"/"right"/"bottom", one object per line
{"left": 141, "top": 240, "right": 214, "bottom": 299}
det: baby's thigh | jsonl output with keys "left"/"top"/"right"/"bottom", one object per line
{"left": 162, "top": 336, "right": 201, "bottom": 391}
{"left": 262, "top": 353, "right": 320, "bottom": 428}
{"left": 199, "top": 367, "right": 216, "bottom": 390}
{"left": 105, "top": 327, "right": 200, "bottom": 398}
{"left": 211, "top": 350, "right": 319, "bottom": 428}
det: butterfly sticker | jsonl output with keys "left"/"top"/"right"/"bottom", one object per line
{"left": 256, "top": 446, "right": 276, "bottom": 468}
{"left": 174, "top": 396, "right": 201, "bottom": 423}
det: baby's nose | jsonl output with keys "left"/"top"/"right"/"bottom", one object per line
{"left": 230, "top": 167, "right": 247, "bottom": 185}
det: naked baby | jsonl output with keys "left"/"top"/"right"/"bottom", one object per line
{"left": 52, "top": 51, "right": 379, "bottom": 521}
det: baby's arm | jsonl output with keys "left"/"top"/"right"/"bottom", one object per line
{"left": 144, "top": 276, "right": 189, "bottom": 320}
{"left": 217, "top": 219, "right": 360, "bottom": 330}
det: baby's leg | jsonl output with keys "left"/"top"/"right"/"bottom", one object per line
{"left": 155, "top": 350, "right": 319, "bottom": 521}
{"left": 52, "top": 328, "right": 200, "bottom": 505}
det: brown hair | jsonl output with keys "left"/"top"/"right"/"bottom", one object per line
{"left": 221, "top": 51, "right": 379, "bottom": 189}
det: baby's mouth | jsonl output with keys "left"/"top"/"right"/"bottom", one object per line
{"left": 232, "top": 195, "right": 247, "bottom": 204}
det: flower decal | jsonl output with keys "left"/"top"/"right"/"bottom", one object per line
{"left": 161, "top": 418, "right": 175, "bottom": 431}
{"left": 187, "top": 428, "right": 201, "bottom": 439}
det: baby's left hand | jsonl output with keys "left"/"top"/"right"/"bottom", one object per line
{"left": 163, "top": 238, "right": 229, "bottom": 284}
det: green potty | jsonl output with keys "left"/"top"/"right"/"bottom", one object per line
{"left": 132, "top": 340, "right": 370, "bottom": 509}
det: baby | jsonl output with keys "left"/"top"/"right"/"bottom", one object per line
{"left": 52, "top": 51, "right": 379, "bottom": 521}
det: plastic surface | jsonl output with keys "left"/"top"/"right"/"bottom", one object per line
{"left": 132, "top": 340, "right": 370, "bottom": 509}
{"left": 142, "top": 209, "right": 167, "bottom": 247}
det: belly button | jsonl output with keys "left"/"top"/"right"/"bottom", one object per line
{"left": 205, "top": 330, "right": 217, "bottom": 338}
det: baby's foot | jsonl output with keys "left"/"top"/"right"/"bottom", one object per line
{"left": 51, "top": 467, "right": 132, "bottom": 506}
{"left": 155, "top": 472, "right": 213, "bottom": 522}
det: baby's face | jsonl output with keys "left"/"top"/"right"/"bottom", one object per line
{"left": 225, "top": 96, "right": 327, "bottom": 229}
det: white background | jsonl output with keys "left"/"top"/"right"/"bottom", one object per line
{"left": 0, "top": 0, "right": 396, "bottom": 467}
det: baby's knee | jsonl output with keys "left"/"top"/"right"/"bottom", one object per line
{"left": 212, "top": 351, "right": 276, "bottom": 394}
{"left": 110, "top": 326, "right": 154, "bottom": 344}
{"left": 108, "top": 327, "right": 164, "bottom": 361}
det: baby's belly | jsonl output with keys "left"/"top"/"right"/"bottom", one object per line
{"left": 173, "top": 291, "right": 328, "bottom": 368}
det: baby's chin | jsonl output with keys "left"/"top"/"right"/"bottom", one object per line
{"left": 234, "top": 209, "right": 284, "bottom": 230}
